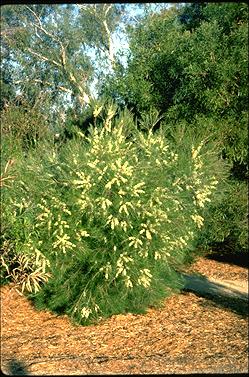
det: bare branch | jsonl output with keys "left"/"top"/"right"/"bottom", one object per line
{"left": 25, "top": 6, "right": 57, "bottom": 42}
{"left": 25, "top": 6, "right": 43, "bottom": 28}
{"left": 104, "top": 4, "right": 112, "bottom": 17}
{"left": 25, "top": 5, "right": 67, "bottom": 68}
{"left": 57, "top": 85, "right": 72, "bottom": 94}
{"left": 14, "top": 79, "right": 73, "bottom": 95}
{"left": 102, "top": 19, "right": 115, "bottom": 69}
{"left": 60, "top": 45, "right": 67, "bottom": 67}
{"left": 26, "top": 47, "right": 62, "bottom": 68}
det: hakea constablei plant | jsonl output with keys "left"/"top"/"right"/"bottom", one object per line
{"left": 1, "top": 104, "right": 224, "bottom": 324}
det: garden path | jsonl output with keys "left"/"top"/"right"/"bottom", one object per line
{"left": 182, "top": 272, "right": 248, "bottom": 301}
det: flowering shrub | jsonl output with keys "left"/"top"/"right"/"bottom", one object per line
{"left": 1, "top": 105, "right": 225, "bottom": 324}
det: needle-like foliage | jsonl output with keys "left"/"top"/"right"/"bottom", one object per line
{"left": 1, "top": 105, "right": 226, "bottom": 325}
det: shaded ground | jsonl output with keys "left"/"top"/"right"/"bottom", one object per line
{"left": 1, "top": 256, "right": 248, "bottom": 375}
{"left": 206, "top": 249, "right": 248, "bottom": 268}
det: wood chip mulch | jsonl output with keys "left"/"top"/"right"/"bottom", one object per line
{"left": 1, "top": 257, "right": 248, "bottom": 375}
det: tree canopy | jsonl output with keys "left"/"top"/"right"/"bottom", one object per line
{"left": 102, "top": 2, "right": 248, "bottom": 176}
{"left": 0, "top": 4, "right": 132, "bottom": 114}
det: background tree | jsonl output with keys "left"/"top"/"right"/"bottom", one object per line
{"left": 0, "top": 4, "right": 131, "bottom": 114}
{"left": 0, "top": 3, "right": 137, "bottom": 137}
{"left": 101, "top": 2, "right": 248, "bottom": 255}
{"left": 1, "top": 5, "right": 92, "bottom": 109}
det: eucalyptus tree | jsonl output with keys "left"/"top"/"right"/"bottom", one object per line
{"left": 0, "top": 3, "right": 129, "bottom": 114}
{"left": 1, "top": 5, "right": 91, "bottom": 110}
{"left": 76, "top": 4, "right": 125, "bottom": 72}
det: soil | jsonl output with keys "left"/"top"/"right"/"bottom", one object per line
{"left": 1, "top": 256, "right": 248, "bottom": 375}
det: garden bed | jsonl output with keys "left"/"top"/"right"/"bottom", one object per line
{"left": 1, "top": 256, "right": 248, "bottom": 375}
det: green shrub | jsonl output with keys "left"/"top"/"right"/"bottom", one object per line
{"left": 0, "top": 137, "right": 56, "bottom": 288}
{"left": 197, "top": 179, "right": 248, "bottom": 255}
{"left": 1, "top": 101, "right": 51, "bottom": 150}
{"left": 1, "top": 106, "right": 226, "bottom": 324}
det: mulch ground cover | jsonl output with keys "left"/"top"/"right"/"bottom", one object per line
{"left": 1, "top": 256, "right": 248, "bottom": 375}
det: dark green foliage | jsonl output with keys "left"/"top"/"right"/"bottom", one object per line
{"left": 198, "top": 179, "right": 248, "bottom": 254}
{"left": 104, "top": 2, "right": 248, "bottom": 168}
{"left": 178, "top": 3, "right": 207, "bottom": 32}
